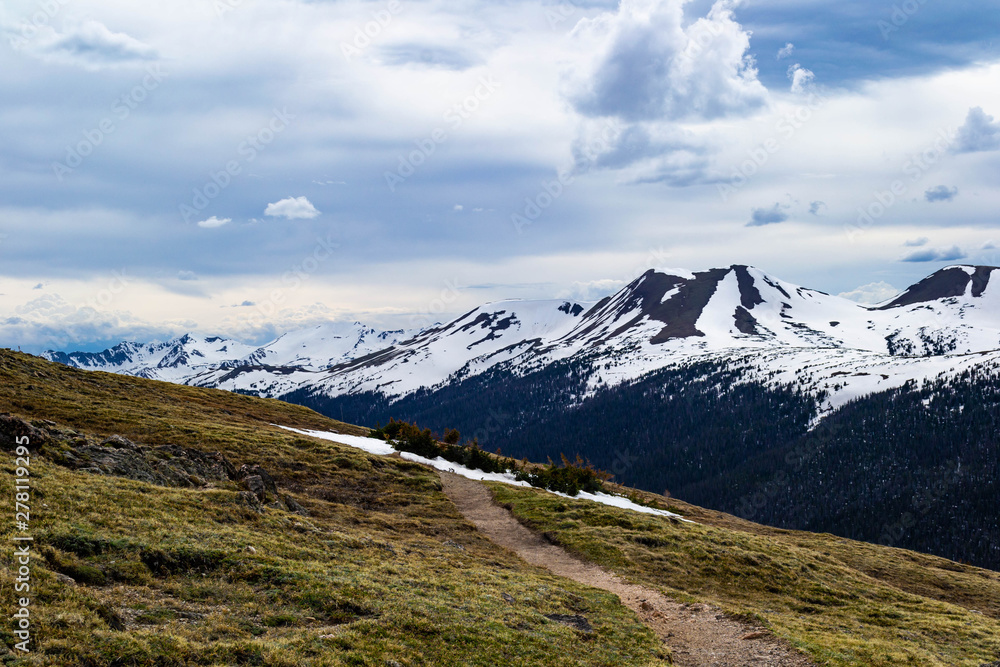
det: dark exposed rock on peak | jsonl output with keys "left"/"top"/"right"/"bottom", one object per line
{"left": 876, "top": 266, "right": 998, "bottom": 310}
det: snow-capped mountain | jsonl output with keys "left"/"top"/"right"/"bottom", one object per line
{"left": 44, "top": 264, "right": 1000, "bottom": 417}
{"left": 171, "top": 264, "right": 1000, "bottom": 414}
{"left": 47, "top": 265, "right": 1000, "bottom": 573}
{"left": 44, "top": 322, "right": 417, "bottom": 384}
{"left": 187, "top": 299, "right": 593, "bottom": 397}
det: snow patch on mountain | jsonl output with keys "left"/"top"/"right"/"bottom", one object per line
{"left": 44, "top": 264, "right": 1000, "bottom": 422}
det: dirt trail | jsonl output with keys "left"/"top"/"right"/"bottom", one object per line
{"left": 439, "top": 472, "right": 816, "bottom": 667}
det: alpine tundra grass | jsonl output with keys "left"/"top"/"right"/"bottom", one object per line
{"left": 2, "top": 348, "right": 1000, "bottom": 665}
{"left": 0, "top": 350, "right": 668, "bottom": 666}
{"left": 490, "top": 484, "right": 1000, "bottom": 666}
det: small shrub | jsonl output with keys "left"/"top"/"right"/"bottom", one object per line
{"left": 373, "top": 420, "right": 609, "bottom": 496}
{"left": 63, "top": 563, "right": 107, "bottom": 586}
{"left": 135, "top": 608, "right": 179, "bottom": 625}
{"left": 140, "top": 546, "right": 227, "bottom": 576}
{"left": 105, "top": 559, "right": 152, "bottom": 585}
{"left": 263, "top": 613, "right": 298, "bottom": 627}
{"left": 515, "top": 455, "right": 609, "bottom": 496}
{"left": 46, "top": 532, "right": 128, "bottom": 557}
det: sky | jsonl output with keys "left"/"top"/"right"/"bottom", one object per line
{"left": 2, "top": 0, "right": 1000, "bottom": 352}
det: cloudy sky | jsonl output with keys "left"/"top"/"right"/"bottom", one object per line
{"left": 2, "top": 0, "right": 1000, "bottom": 352}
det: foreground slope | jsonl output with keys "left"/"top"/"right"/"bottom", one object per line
{"left": 0, "top": 350, "right": 665, "bottom": 666}
{"left": 2, "top": 349, "right": 1000, "bottom": 665}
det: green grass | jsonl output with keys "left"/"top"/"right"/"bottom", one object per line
{"left": 490, "top": 483, "right": 1000, "bottom": 666}
{"left": 0, "top": 350, "right": 669, "bottom": 666}
{"left": 4, "top": 348, "right": 1000, "bottom": 665}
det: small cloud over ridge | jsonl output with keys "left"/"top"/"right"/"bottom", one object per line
{"left": 839, "top": 281, "right": 899, "bottom": 305}
{"left": 902, "top": 246, "right": 967, "bottom": 263}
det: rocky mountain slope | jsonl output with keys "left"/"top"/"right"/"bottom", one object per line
{"left": 48, "top": 264, "right": 1000, "bottom": 418}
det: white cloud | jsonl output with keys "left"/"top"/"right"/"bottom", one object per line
{"left": 264, "top": 196, "right": 321, "bottom": 220}
{"left": 1, "top": 294, "right": 183, "bottom": 352}
{"left": 567, "top": 0, "right": 768, "bottom": 122}
{"left": 777, "top": 43, "right": 795, "bottom": 59}
{"left": 838, "top": 281, "right": 899, "bottom": 305}
{"left": 14, "top": 20, "right": 158, "bottom": 69}
{"left": 559, "top": 0, "right": 770, "bottom": 184}
{"left": 196, "top": 216, "right": 231, "bottom": 229}
{"left": 954, "top": 107, "right": 1000, "bottom": 153}
{"left": 787, "top": 64, "right": 815, "bottom": 93}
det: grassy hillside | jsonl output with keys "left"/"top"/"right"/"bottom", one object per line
{"left": 0, "top": 350, "right": 666, "bottom": 666}
{"left": 1, "top": 348, "right": 1000, "bottom": 665}
{"left": 492, "top": 485, "right": 1000, "bottom": 665}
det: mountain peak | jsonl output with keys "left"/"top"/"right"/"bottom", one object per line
{"left": 876, "top": 265, "right": 999, "bottom": 310}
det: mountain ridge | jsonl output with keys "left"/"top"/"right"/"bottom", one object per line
{"left": 41, "top": 263, "right": 1000, "bottom": 417}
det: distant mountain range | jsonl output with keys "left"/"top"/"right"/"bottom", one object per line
{"left": 43, "top": 264, "right": 1000, "bottom": 569}
{"left": 44, "top": 322, "right": 416, "bottom": 384}
{"left": 46, "top": 264, "right": 1000, "bottom": 416}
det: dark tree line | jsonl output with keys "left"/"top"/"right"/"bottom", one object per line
{"left": 284, "top": 361, "right": 1000, "bottom": 570}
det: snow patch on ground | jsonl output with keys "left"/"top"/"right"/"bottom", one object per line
{"left": 278, "top": 426, "right": 395, "bottom": 456}
{"left": 277, "top": 426, "right": 690, "bottom": 521}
